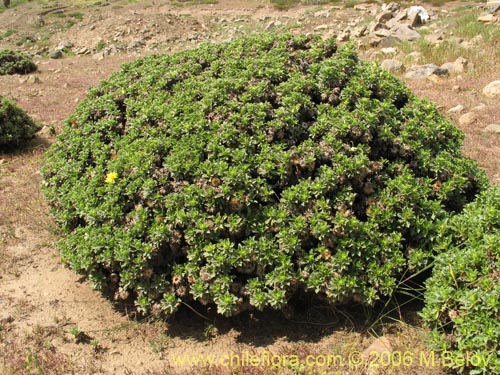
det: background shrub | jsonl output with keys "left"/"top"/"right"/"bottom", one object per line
{"left": 0, "top": 49, "right": 37, "bottom": 75}
{"left": 42, "top": 34, "right": 487, "bottom": 318}
{"left": 421, "top": 186, "right": 500, "bottom": 374}
{"left": 0, "top": 95, "right": 40, "bottom": 148}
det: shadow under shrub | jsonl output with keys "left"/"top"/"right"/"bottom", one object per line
{"left": 0, "top": 49, "right": 37, "bottom": 75}
{"left": 42, "top": 34, "right": 487, "bottom": 318}
{"left": 421, "top": 186, "right": 500, "bottom": 374}
{"left": 0, "top": 95, "right": 40, "bottom": 149}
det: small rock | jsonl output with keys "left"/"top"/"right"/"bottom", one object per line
{"left": 478, "top": 14, "right": 496, "bottom": 23}
{"left": 454, "top": 56, "right": 469, "bottom": 72}
{"left": 367, "top": 37, "right": 381, "bottom": 48}
{"left": 374, "top": 28, "right": 392, "bottom": 38}
{"left": 336, "top": 30, "right": 350, "bottom": 42}
{"left": 458, "top": 112, "right": 477, "bottom": 126}
{"left": 314, "top": 24, "right": 329, "bottom": 31}
{"left": 472, "top": 103, "right": 487, "bottom": 112}
{"left": 487, "top": 2, "right": 500, "bottom": 14}
{"left": 405, "top": 64, "right": 447, "bottom": 79}
{"left": 38, "top": 125, "right": 56, "bottom": 138}
{"left": 408, "top": 10, "right": 422, "bottom": 27}
{"left": 441, "top": 57, "right": 468, "bottom": 75}
{"left": 265, "top": 21, "right": 275, "bottom": 31}
{"left": 92, "top": 52, "right": 105, "bottom": 61}
{"left": 352, "top": 25, "right": 367, "bottom": 38}
{"left": 377, "top": 11, "right": 394, "bottom": 23}
{"left": 379, "top": 35, "right": 400, "bottom": 47}
{"left": 354, "top": 4, "right": 368, "bottom": 11}
{"left": 393, "top": 9, "right": 408, "bottom": 22}
{"left": 484, "top": 124, "right": 500, "bottom": 133}
{"left": 441, "top": 62, "right": 455, "bottom": 74}
{"left": 369, "top": 22, "right": 388, "bottom": 33}
{"left": 313, "top": 10, "right": 330, "bottom": 18}
{"left": 381, "top": 47, "right": 398, "bottom": 55}
{"left": 482, "top": 80, "right": 500, "bottom": 98}
{"left": 447, "top": 105, "right": 464, "bottom": 114}
{"left": 75, "top": 47, "right": 90, "bottom": 55}
{"left": 392, "top": 24, "right": 421, "bottom": 42}
{"left": 104, "top": 45, "right": 119, "bottom": 56}
{"left": 382, "top": 2, "right": 400, "bottom": 13}
{"left": 408, "top": 6, "right": 430, "bottom": 26}
{"left": 27, "top": 75, "right": 41, "bottom": 84}
{"left": 49, "top": 50, "right": 63, "bottom": 59}
{"left": 56, "top": 40, "right": 73, "bottom": 51}
{"left": 128, "top": 38, "right": 145, "bottom": 51}
{"left": 381, "top": 59, "right": 404, "bottom": 73}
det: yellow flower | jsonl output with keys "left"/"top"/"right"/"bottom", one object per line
{"left": 105, "top": 171, "right": 118, "bottom": 184}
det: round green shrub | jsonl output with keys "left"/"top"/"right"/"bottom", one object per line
{"left": 0, "top": 49, "right": 37, "bottom": 75}
{"left": 42, "top": 34, "right": 487, "bottom": 317}
{"left": 421, "top": 186, "right": 500, "bottom": 374}
{"left": 0, "top": 95, "right": 40, "bottom": 148}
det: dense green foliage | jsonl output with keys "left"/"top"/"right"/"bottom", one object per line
{"left": 0, "top": 49, "right": 37, "bottom": 75}
{"left": 0, "top": 96, "right": 40, "bottom": 148}
{"left": 42, "top": 34, "right": 487, "bottom": 317}
{"left": 422, "top": 186, "right": 500, "bottom": 374}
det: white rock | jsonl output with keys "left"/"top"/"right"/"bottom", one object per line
{"left": 483, "top": 81, "right": 500, "bottom": 98}
{"left": 408, "top": 6, "right": 430, "bottom": 23}
{"left": 381, "top": 47, "right": 398, "bottom": 55}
